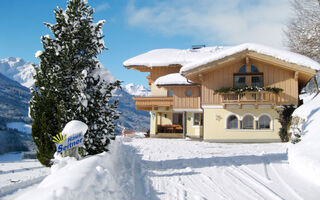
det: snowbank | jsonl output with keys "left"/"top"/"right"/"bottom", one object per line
{"left": 62, "top": 120, "right": 88, "bottom": 137}
{"left": 16, "top": 137, "right": 138, "bottom": 200}
{"left": 288, "top": 93, "right": 320, "bottom": 186}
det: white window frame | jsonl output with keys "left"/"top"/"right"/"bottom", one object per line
{"left": 257, "top": 113, "right": 273, "bottom": 130}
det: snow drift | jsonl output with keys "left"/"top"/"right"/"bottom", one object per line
{"left": 16, "top": 137, "right": 141, "bottom": 200}
{"left": 288, "top": 93, "right": 320, "bottom": 186}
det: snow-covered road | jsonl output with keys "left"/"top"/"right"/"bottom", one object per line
{"left": 126, "top": 138, "right": 320, "bottom": 200}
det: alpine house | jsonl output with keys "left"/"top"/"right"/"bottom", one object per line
{"left": 124, "top": 43, "right": 320, "bottom": 142}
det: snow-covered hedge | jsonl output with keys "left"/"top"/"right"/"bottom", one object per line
{"left": 288, "top": 93, "right": 320, "bottom": 186}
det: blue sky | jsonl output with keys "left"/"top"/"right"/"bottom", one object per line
{"left": 0, "top": 0, "right": 291, "bottom": 87}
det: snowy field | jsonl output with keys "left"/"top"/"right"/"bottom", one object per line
{"left": 0, "top": 152, "right": 50, "bottom": 199}
{"left": 3, "top": 137, "right": 320, "bottom": 200}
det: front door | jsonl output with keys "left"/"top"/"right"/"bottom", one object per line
{"left": 173, "top": 113, "right": 183, "bottom": 126}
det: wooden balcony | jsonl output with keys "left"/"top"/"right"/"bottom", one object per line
{"left": 221, "top": 92, "right": 278, "bottom": 108}
{"left": 133, "top": 96, "right": 174, "bottom": 111}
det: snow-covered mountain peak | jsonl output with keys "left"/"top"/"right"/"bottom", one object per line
{"left": 122, "top": 83, "right": 150, "bottom": 97}
{"left": 0, "top": 57, "right": 35, "bottom": 88}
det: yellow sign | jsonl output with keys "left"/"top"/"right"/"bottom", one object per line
{"left": 52, "top": 132, "right": 66, "bottom": 144}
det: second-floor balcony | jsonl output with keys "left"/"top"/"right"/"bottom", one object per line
{"left": 221, "top": 91, "right": 278, "bottom": 107}
{"left": 133, "top": 96, "right": 174, "bottom": 111}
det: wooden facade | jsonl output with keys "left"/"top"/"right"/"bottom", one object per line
{"left": 169, "top": 86, "right": 201, "bottom": 109}
{"left": 201, "top": 58, "right": 299, "bottom": 106}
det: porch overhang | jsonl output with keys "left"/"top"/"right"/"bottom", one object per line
{"left": 133, "top": 97, "right": 174, "bottom": 111}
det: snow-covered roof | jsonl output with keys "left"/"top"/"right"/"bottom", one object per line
{"left": 123, "top": 43, "right": 320, "bottom": 74}
{"left": 180, "top": 43, "right": 320, "bottom": 74}
{"left": 155, "top": 73, "right": 194, "bottom": 86}
{"left": 123, "top": 46, "right": 227, "bottom": 67}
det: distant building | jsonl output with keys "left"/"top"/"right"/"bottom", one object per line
{"left": 124, "top": 43, "right": 319, "bottom": 142}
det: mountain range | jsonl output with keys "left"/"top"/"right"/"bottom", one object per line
{"left": 0, "top": 57, "right": 35, "bottom": 88}
{"left": 0, "top": 72, "right": 31, "bottom": 123}
{"left": 0, "top": 57, "right": 150, "bottom": 131}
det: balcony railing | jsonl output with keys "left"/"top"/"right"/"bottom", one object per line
{"left": 133, "top": 96, "right": 173, "bottom": 111}
{"left": 221, "top": 91, "right": 278, "bottom": 106}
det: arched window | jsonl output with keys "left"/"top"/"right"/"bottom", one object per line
{"left": 251, "top": 65, "right": 259, "bottom": 72}
{"left": 242, "top": 115, "right": 254, "bottom": 129}
{"left": 186, "top": 90, "right": 192, "bottom": 97}
{"left": 227, "top": 115, "right": 238, "bottom": 129}
{"left": 258, "top": 115, "right": 271, "bottom": 129}
{"left": 167, "top": 90, "right": 174, "bottom": 97}
{"left": 239, "top": 65, "right": 246, "bottom": 72}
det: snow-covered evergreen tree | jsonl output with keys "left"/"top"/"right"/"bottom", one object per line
{"left": 79, "top": 67, "right": 121, "bottom": 155}
{"left": 30, "top": 84, "right": 62, "bottom": 166}
{"left": 31, "top": 0, "right": 121, "bottom": 163}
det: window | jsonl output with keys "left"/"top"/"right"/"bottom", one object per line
{"left": 235, "top": 76, "right": 246, "bottom": 88}
{"left": 227, "top": 115, "right": 238, "bottom": 129}
{"left": 186, "top": 90, "right": 192, "bottom": 97}
{"left": 239, "top": 65, "right": 246, "bottom": 72}
{"left": 258, "top": 115, "right": 271, "bottom": 129}
{"left": 233, "top": 65, "right": 263, "bottom": 88}
{"left": 242, "top": 115, "right": 254, "bottom": 129}
{"left": 167, "top": 90, "right": 174, "bottom": 97}
{"left": 252, "top": 76, "right": 263, "bottom": 87}
{"left": 193, "top": 113, "right": 203, "bottom": 126}
{"left": 173, "top": 113, "right": 183, "bottom": 126}
{"left": 251, "top": 65, "right": 259, "bottom": 73}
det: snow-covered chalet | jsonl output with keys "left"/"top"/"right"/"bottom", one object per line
{"left": 124, "top": 43, "right": 320, "bottom": 142}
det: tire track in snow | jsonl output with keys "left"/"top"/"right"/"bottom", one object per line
{"left": 199, "top": 173, "right": 231, "bottom": 200}
{"left": 238, "top": 166, "right": 272, "bottom": 185}
{"left": 0, "top": 175, "right": 47, "bottom": 198}
{"left": 224, "top": 168, "right": 266, "bottom": 200}
{"left": 0, "top": 166, "right": 44, "bottom": 175}
{"left": 268, "top": 163, "right": 304, "bottom": 200}
{"left": 226, "top": 166, "right": 284, "bottom": 200}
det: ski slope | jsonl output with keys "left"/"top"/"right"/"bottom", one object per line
{"left": 2, "top": 137, "right": 320, "bottom": 200}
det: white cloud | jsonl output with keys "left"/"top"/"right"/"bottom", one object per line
{"left": 126, "top": 0, "right": 291, "bottom": 48}
{"left": 96, "top": 2, "right": 110, "bottom": 12}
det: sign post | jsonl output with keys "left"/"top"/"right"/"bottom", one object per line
{"left": 52, "top": 120, "right": 88, "bottom": 159}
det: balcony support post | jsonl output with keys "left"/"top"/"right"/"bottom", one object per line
{"left": 183, "top": 111, "right": 187, "bottom": 138}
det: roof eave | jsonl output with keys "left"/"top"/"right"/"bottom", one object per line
{"left": 156, "top": 83, "right": 199, "bottom": 87}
